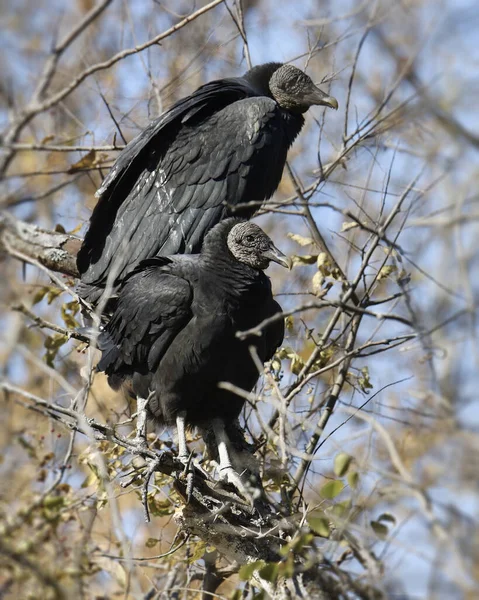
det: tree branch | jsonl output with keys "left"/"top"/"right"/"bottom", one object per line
{"left": 0, "top": 212, "right": 81, "bottom": 277}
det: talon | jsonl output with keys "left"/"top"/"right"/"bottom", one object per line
{"left": 216, "top": 465, "right": 261, "bottom": 505}
{"left": 210, "top": 420, "right": 262, "bottom": 505}
{"left": 179, "top": 450, "right": 194, "bottom": 473}
{"left": 185, "top": 469, "right": 195, "bottom": 503}
{"left": 176, "top": 450, "right": 209, "bottom": 502}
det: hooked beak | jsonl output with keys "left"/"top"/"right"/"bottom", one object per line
{"left": 262, "top": 245, "right": 291, "bottom": 269}
{"left": 305, "top": 86, "right": 339, "bottom": 110}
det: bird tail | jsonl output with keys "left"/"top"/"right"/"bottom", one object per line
{"left": 96, "top": 330, "right": 121, "bottom": 374}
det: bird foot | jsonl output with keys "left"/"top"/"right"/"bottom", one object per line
{"left": 215, "top": 464, "right": 262, "bottom": 506}
{"left": 176, "top": 453, "right": 209, "bottom": 502}
{"left": 177, "top": 452, "right": 209, "bottom": 477}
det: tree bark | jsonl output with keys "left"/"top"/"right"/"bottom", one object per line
{"left": 0, "top": 211, "right": 81, "bottom": 277}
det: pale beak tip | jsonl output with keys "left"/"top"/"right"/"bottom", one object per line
{"left": 263, "top": 246, "right": 291, "bottom": 269}
{"left": 273, "top": 255, "right": 291, "bottom": 270}
{"left": 325, "top": 96, "right": 339, "bottom": 110}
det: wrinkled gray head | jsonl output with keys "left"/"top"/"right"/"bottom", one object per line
{"left": 227, "top": 222, "right": 289, "bottom": 270}
{"left": 269, "top": 64, "right": 338, "bottom": 113}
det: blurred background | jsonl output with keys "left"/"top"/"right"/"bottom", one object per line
{"left": 1, "top": 0, "right": 478, "bottom": 597}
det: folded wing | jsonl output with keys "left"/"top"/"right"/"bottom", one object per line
{"left": 77, "top": 78, "right": 286, "bottom": 301}
{"left": 97, "top": 258, "right": 194, "bottom": 383}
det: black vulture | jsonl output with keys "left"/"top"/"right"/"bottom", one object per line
{"left": 96, "top": 218, "right": 287, "bottom": 495}
{"left": 77, "top": 62, "right": 337, "bottom": 303}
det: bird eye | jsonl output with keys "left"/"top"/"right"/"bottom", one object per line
{"left": 243, "top": 235, "right": 255, "bottom": 244}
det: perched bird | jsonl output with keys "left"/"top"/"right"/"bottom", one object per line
{"left": 96, "top": 219, "right": 287, "bottom": 496}
{"left": 77, "top": 62, "right": 337, "bottom": 303}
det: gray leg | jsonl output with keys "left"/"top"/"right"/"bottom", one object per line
{"left": 176, "top": 412, "right": 196, "bottom": 501}
{"left": 133, "top": 394, "right": 151, "bottom": 450}
{"left": 176, "top": 412, "right": 189, "bottom": 463}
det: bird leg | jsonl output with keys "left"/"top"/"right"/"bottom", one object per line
{"left": 211, "top": 419, "right": 260, "bottom": 505}
{"left": 175, "top": 412, "right": 195, "bottom": 500}
{"left": 175, "top": 413, "right": 210, "bottom": 501}
{"left": 176, "top": 412, "right": 190, "bottom": 463}
{"left": 133, "top": 393, "right": 153, "bottom": 450}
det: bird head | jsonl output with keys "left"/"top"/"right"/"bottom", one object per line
{"left": 227, "top": 221, "right": 290, "bottom": 270}
{"left": 269, "top": 64, "right": 338, "bottom": 113}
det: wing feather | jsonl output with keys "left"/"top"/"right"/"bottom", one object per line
{"left": 97, "top": 261, "right": 193, "bottom": 380}
{"left": 78, "top": 90, "right": 290, "bottom": 301}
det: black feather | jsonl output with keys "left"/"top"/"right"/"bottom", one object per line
{"left": 97, "top": 219, "right": 284, "bottom": 428}
{"left": 76, "top": 63, "right": 306, "bottom": 304}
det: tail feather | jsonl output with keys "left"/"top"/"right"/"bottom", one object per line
{"left": 97, "top": 330, "right": 121, "bottom": 373}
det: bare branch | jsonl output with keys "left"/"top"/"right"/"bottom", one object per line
{"left": 0, "top": 212, "right": 80, "bottom": 277}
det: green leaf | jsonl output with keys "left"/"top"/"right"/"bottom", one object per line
{"left": 341, "top": 221, "right": 358, "bottom": 232}
{"left": 397, "top": 269, "right": 410, "bottom": 285}
{"left": 17, "top": 436, "right": 37, "bottom": 457}
{"left": 65, "top": 300, "right": 80, "bottom": 315}
{"left": 358, "top": 366, "right": 373, "bottom": 393}
{"left": 334, "top": 452, "right": 353, "bottom": 477}
{"left": 287, "top": 233, "right": 314, "bottom": 247}
{"left": 81, "top": 462, "right": 101, "bottom": 488}
{"left": 46, "top": 288, "right": 63, "bottom": 304}
{"left": 307, "top": 515, "right": 330, "bottom": 538}
{"left": 278, "top": 553, "right": 294, "bottom": 579}
{"left": 43, "top": 495, "right": 65, "bottom": 509}
{"left": 81, "top": 472, "right": 97, "bottom": 489}
{"left": 44, "top": 334, "right": 69, "bottom": 351}
{"left": 145, "top": 538, "right": 158, "bottom": 548}
{"left": 347, "top": 471, "right": 359, "bottom": 489}
{"left": 63, "top": 313, "right": 78, "bottom": 329}
{"left": 239, "top": 560, "right": 266, "bottom": 581}
{"left": 67, "top": 149, "right": 97, "bottom": 173}
{"left": 377, "top": 264, "right": 397, "bottom": 281}
{"left": 377, "top": 513, "right": 396, "bottom": 525}
{"left": 279, "top": 533, "right": 314, "bottom": 557}
{"left": 44, "top": 333, "right": 69, "bottom": 367}
{"left": 188, "top": 540, "right": 207, "bottom": 563}
{"left": 270, "top": 357, "right": 282, "bottom": 373}
{"left": 32, "top": 286, "right": 50, "bottom": 305}
{"left": 276, "top": 346, "right": 305, "bottom": 375}
{"left": 312, "top": 270, "right": 325, "bottom": 295}
{"left": 258, "top": 562, "right": 278, "bottom": 583}
{"left": 316, "top": 253, "right": 329, "bottom": 270}
{"left": 331, "top": 499, "right": 352, "bottom": 518}
{"left": 61, "top": 300, "right": 80, "bottom": 329}
{"left": 370, "top": 520, "right": 389, "bottom": 539}
{"left": 320, "top": 480, "right": 344, "bottom": 499}
{"left": 291, "top": 254, "right": 318, "bottom": 267}
{"left": 147, "top": 497, "right": 174, "bottom": 517}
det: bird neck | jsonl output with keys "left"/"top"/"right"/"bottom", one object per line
{"left": 202, "top": 251, "right": 261, "bottom": 286}
{"left": 200, "top": 248, "right": 267, "bottom": 306}
{"left": 200, "top": 220, "right": 267, "bottom": 298}
{"left": 281, "top": 111, "right": 305, "bottom": 147}
{"left": 243, "top": 62, "right": 283, "bottom": 99}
